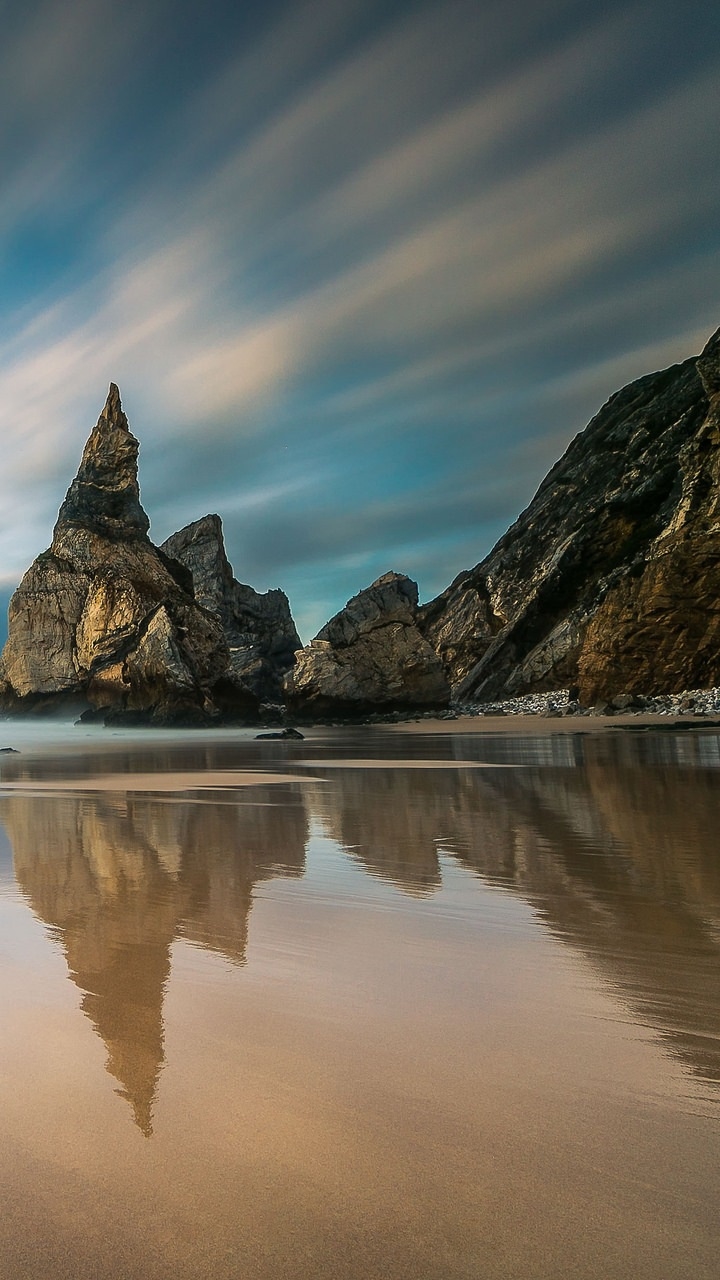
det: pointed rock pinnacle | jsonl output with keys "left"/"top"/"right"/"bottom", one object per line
{"left": 53, "top": 384, "right": 150, "bottom": 542}
{"left": 99, "top": 382, "right": 129, "bottom": 431}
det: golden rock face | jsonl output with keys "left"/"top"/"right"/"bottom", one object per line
{"left": 0, "top": 385, "right": 229, "bottom": 718}
{"left": 576, "top": 383, "right": 720, "bottom": 701}
{"left": 284, "top": 572, "right": 450, "bottom": 713}
{"left": 0, "top": 388, "right": 261, "bottom": 720}
{"left": 2, "top": 555, "right": 90, "bottom": 696}
{"left": 75, "top": 577, "right": 145, "bottom": 673}
{"left": 0, "top": 388, "right": 301, "bottom": 721}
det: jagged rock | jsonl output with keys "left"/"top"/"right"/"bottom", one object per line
{"left": 284, "top": 572, "right": 449, "bottom": 714}
{"left": 421, "top": 324, "right": 720, "bottom": 704}
{"left": 575, "top": 331, "right": 720, "bottom": 702}
{"left": 0, "top": 386, "right": 302, "bottom": 724}
{"left": 54, "top": 383, "right": 150, "bottom": 541}
{"left": 160, "top": 514, "right": 300, "bottom": 703}
{"left": 0, "top": 385, "right": 230, "bottom": 720}
{"left": 2, "top": 555, "right": 91, "bottom": 695}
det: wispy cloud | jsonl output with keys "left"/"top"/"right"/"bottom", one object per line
{"left": 0, "top": 0, "right": 719, "bottom": 632}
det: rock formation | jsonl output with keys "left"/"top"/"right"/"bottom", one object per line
{"left": 161, "top": 515, "right": 300, "bottom": 704}
{"left": 284, "top": 571, "right": 449, "bottom": 714}
{"left": 0, "top": 386, "right": 299, "bottom": 722}
{"left": 421, "top": 325, "right": 720, "bottom": 704}
{"left": 4, "top": 318, "right": 720, "bottom": 721}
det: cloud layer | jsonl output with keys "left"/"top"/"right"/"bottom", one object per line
{"left": 1, "top": 0, "right": 719, "bottom": 639}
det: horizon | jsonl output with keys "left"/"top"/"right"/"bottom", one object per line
{"left": 1, "top": 0, "right": 720, "bottom": 645}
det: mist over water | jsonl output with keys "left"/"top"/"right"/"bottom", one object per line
{"left": 0, "top": 723, "right": 719, "bottom": 1278}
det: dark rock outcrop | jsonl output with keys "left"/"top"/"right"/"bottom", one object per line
{"left": 421, "top": 325, "right": 720, "bottom": 704}
{"left": 284, "top": 571, "right": 449, "bottom": 714}
{"left": 6, "top": 318, "right": 720, "bottom": 722}
{"left": 161, "top": 515, "right": 300, "bottom": 704}
{"left": 0, "top": 386, "right": 298, "bottom": 722}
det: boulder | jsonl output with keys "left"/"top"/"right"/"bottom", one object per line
{"left": 284, "top": 572, "right": 449, "bottom": 714}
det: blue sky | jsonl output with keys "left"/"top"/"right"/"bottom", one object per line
{"left": 1, "top": 0, "right": 720, "bottom": 641}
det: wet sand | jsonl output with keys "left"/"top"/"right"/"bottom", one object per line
{"left": 0, "top": 769, "right": 311, "bottom": 792}
{"left": 0, "top": 722, "right": 719, "bottom": 1278}
{"left": 390, "top": 711, "right": 719, "bottom": 733}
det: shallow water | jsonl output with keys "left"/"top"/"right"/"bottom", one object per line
{"left": 0, "top": 722, "right": 718, "bottom": 1278}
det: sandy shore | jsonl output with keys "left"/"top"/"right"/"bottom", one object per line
{"left": 384, "top": 711, "right": 720, "bottom": 735}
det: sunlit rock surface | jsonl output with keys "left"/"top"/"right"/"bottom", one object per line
{"left": 422, "top": 325, "right": 720, "bottom": 704}
{"left": 4, "top": 318, "right": 720, "bottom": 720}
{"left": 0, "top": 386, "right": 228, "bottom": 720}
{"left": 284, "top": 571, "right": 449, "bottom": 714}
{"left": 0, "top": 387, "right": 302, "bottom": 722}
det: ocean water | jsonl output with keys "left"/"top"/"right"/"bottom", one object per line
{"left": 0, "top": 721, "right": 718, "bottom": 1279}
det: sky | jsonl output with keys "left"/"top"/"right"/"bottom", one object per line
{"left": 1, "top": 0, "right": 720, "bottom": 642}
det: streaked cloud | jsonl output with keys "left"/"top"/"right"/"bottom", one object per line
{"left": 0, "top": 0, "right": 719, "bottom": 639}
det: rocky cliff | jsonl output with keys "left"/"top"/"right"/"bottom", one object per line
{"left": 4, "top": 321, "right": 720, "bottom": 721}
{"left": 0, "top": 386, "right": 299, "bottom": 722}
{"left": 161, "top": 515, "right": 300, "bottom": 705}
{"left": 284, "top": 571, "right": 449, "bottom": 714}
{"left": 421, "top": 325, "right": 720, "bottom": 704}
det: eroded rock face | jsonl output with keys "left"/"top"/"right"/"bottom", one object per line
{"left": 0, "top": 385, "right": 229, "bottom": 720}
{"left": 54, "top": 383, "right": 150, "bottom": 541}
{"left": 284, "top": 572, "right": 449, "bottom": 713}
{"left": 160, "top": 515, "right": 300, "bottom": 704}
{"left": 576, "top": 329, "right": 720, "bottom": 702}
{"left": 421, "top": 325, "right": 720, "bottom": 704}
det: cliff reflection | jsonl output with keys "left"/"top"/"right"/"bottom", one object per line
{"left": 2, "top": 729, "right": 720, "bottom": 1132}
{"left": 2, "top": 786, "right": 307, "bottom": 1135}
{"left": 307, "top": 744, "right": 720, "bottom": 1090}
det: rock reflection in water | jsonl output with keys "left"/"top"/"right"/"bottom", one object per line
{"left": 307, "top": 737, "right": 720, "bottom": 1091}
{"left": 2, "top": 727, "right": 720, "bottom": 1138}
{"left": 2, "top": 785, "right": 307, "bottom": 1134}
{"left": 310, "top": 769, "right": 445, "bottom": 895}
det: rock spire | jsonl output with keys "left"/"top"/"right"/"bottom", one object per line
{"left": 0, "top": 386, "right": 299, "bottom": 722}
{"left": 5, "top": 320, "right": 720, "bottom": 724}
{"left": 54, "top": 383, "right": 150, "bottom": 542}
